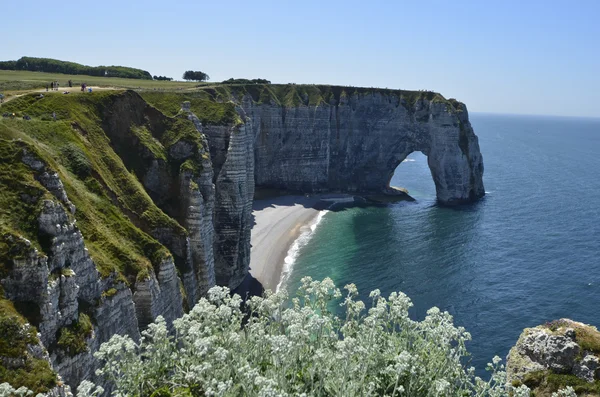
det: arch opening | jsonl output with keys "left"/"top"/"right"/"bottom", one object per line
{"left": 388, "top": 151, "right": 437, "bottom": 201}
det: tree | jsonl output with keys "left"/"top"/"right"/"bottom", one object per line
{"left": 222, "top": 78, "right": 271, "bottom": 84}
{"left": 182, "top": 70, "right": 209, "bottom": 82}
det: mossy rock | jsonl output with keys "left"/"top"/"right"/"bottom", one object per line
{"left": 509, "top": 319, "right": 600, "bottom": 396}
{"left": 0, "top": 298, "right": 57, "bottom": 393}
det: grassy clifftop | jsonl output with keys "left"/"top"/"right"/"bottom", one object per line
{"left": 0, "top": 90, "right": 211, "bottom": 282}
{"left": 192, "top": 83, "right": 464, "bottom": 112}
{"left": 0, "top": 70, "right": 465, "bottom": 113}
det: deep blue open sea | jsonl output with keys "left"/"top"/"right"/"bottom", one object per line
{"left": 283, "top": 113, "right": 600, "bottom": 375}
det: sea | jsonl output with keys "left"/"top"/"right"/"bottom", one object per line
{"left": 280, "top": 113, "right": 600, "bottom": 375}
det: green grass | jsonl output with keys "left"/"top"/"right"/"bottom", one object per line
{"left": 0, "top": 91, "right": 187, "bottom": 281}
{"left": 575, "top": 325, "right": 600, "bottom": 354}
{"left": 102, "top": 288, "right": 118, "bottom": 298}
{"left": 140, "top": 91, "right": 242, "bottom": 126}
{"left": 130, "top": 125, "right": 167, "bottom": 161}
{"left": 0, "top": 298, "right": 57, "bottom": 393}
{"left": 518, "top": 370, "right": 600, "bottom": 396}
{"left": 0, "top": 70, "right": 201, "bottom": 92}
{"left": 198, "top": 83, "right": 461, "bottom": 112}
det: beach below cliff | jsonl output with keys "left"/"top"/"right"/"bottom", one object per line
{"left": 249, "top": 195, "right": 338, "bottom": 292}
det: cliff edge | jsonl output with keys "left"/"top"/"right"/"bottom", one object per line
{"left": 507, "top": 319, "right": 600, "bottom": 396}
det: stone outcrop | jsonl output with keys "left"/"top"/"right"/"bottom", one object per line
{"left": 202, "top": 119, "right": 254, "bottom": 289}
{"left": 507, "top": 319, "right": 600, "bottom": 393}
{"left": 133, "top": 257, "right": 183, "bottom": 330}
{"left": 241, "top": 90, "right": 484, "bottom": 205}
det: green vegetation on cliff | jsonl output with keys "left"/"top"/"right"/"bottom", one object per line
{"left": 0, "top": 298, "right": 57, "bottom": 393}
{"left": 0, "top": 91, "right": 195, "bottom": 281}
{"left": 0, "top": 88, "right": 230, "bottom": 391}
{"left": 56, "top": 313, "right": 93, "bottom": 356}
{"left": 211, "top": 82, "right": 463, "bottom": 112}
{"left": 517, "top": 371, "right": 600, "bottom": 396}
{"left": 140, "top": 91, "right": 242, "bottom": 125}
{"left": 0, "top": 140, "right": 51, "bottom": 271}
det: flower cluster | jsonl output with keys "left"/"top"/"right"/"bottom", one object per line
{"left": 0, "top": 278, "right": 581, "bottom": 396}
{"left": 90, "top": 277, "right": 514, "bottom": 396}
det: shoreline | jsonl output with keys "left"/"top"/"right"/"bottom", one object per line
{"left": 249, "top": 195, "right": 329, "bottom": 292}
{"left": 248, "top": 192, "right": 410, "bottom": 292}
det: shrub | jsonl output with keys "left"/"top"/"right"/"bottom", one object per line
{"left": 56, "top": 313, "right": 93, "bottom": 356}
{"left": 91, "top": 278, "right": 521, "bottom": 396}
{"left": 221, "top": 78, "right": 271, "bottom": 84}
{"left": 182, "top": 71, "right": 209, "bottom": 82}
{"left": 61, "top": 143, "right": 92, "bottom": 179}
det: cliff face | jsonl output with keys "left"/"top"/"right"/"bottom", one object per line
{"left": 0, "top": 85, "right": 485, "bottom": 392}
{"left": 202, "top": 120, "right": 254, "bottom": 289}
{"left": 241, "top": 89, "right": 484, "bottom": 205}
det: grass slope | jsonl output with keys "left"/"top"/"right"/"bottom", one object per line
{"left": 0, "top": 70, "right": 200, "bottom": 92}
{"left": 139, "top": 91, "right": 242, "bottom": 125}
{"left": 0, "top": 91, "right": 187, "bottom": 281}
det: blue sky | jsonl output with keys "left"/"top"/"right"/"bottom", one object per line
{"left": 4, "top": 0, "right": 599, "bottom": 117}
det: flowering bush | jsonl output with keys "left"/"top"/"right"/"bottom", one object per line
{"left": 2, "top": 278, "right": 581, "bottom": 396}
{"left": 92, "top": 277, "right": 518, "bottom": 397}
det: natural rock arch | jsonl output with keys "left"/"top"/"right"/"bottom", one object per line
{"left": 244, "top": 91, "right": 485, "bottom": 205}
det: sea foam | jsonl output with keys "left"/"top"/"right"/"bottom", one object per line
{"left": 276, "top": 209, "right": 329, "bottom": 292}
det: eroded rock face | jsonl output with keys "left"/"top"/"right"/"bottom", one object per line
{"left": 203, "top": 121, "right": 254, "bottom": 288}
{"left": 180, "top": 105, "right": 254, "bottom": 290}
{"left": 507, "top": 319, "right": 600, "bottom": 390}
{"left": 133, "top": 257, "right": 184, "bottom": 330}
{"left": 0, "top": 149, "right": 182, "bottom": 390}
{"left": 243, "top": 93, "right": 484, "bottom": 205}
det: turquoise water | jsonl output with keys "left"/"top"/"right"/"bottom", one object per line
{"left": 283, "top": 113, "right": 600, "bottom": 374}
